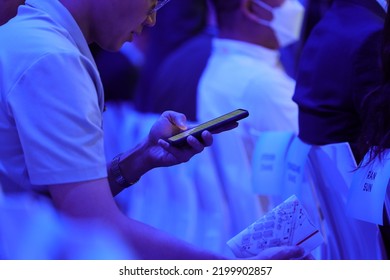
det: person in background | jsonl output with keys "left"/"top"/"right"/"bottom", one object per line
{"left": 144, "top": 0, "right": 217, "bottom": 121}
{"left": 281, "top": 0, "right": 333, "bottom": 78}
{"left": 198, "top": 0, "right": 303, "bottom": 132}
{"left": 133, "top": 0, "right": 209, "bottom": 116}
{"left": 0, "top": 0, "right": 304, "bottom": 260}
{"left": 299, "top": 0, "right": 333, "bottom": 44}
{"left": 292, "top": 0, "right": 386, "bottom": 163}
{"left": 196, "top": 0, "right": 304, "bottom": 213}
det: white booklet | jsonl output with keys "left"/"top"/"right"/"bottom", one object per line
{"left": 227, "top": 195, "right": 323, "bottom": 257}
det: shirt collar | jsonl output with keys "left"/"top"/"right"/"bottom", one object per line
{"left": 376, "top": 0, "right": 387, "bottom": 11}
{"left": 212, "top": 38, "right": 280, "bottom": 67}
{"left": 25, "top": 0, "right": 95, "bottom": 65}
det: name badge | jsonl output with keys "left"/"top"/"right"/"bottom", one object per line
{"left": 252, "top": 131, "right": 295, "bottom": 195}
{"left": 346, "top": 149, "right": 390, "bottom": 225}
{"left": 283, "top": 136, "right": 312, "bottom": 198}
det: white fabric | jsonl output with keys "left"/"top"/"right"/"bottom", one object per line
{"left": 197, "top": 38, "right": 298, "bottom": 133}
{"left": 0, "top": 194, "right": 133, "bottom": 259}
{"left": 0, "top": 0, "right": 106, "bottom": 192}
{"left": 103, "top": 102, "right": 144, "bottom": 161}
{"left": 252, "top": 131, "right": 295, "bottom": 196}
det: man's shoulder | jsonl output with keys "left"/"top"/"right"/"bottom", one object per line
{"left": 1, "top": 8, "right": 76, "bottom": 52}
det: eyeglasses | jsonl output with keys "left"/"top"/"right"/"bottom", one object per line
{"left": 148, "top": 0, "right": 171, "bottom": 15}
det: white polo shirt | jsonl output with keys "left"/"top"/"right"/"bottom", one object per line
{"left": 0, "top": 0, "right": 107, "bottom": 193}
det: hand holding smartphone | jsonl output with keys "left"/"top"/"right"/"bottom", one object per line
{"left": 167, "top": 109, "right": 249, "bottom": 146}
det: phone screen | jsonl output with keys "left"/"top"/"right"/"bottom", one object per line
{"left": 167, "top": 109, "right": 249, "bottom": 145}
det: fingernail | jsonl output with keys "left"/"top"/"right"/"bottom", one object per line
{"left": 178, "top": 123, "right": 187, "bottom": 130}
{"left": 158, "top": 139, "right": 169, "bottom": 148}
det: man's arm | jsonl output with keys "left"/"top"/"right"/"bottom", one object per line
{"left": 48, "top": 178, "right": 225, "bottom": 260}
{"left": 48, "top": 178, "right": 305, "bottom": 260}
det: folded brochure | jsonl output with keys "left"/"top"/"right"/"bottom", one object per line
{"left": 227, "top": 195, "right": 323, "bottom": 257}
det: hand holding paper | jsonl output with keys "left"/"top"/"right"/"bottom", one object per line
{"left": 227, "top": 195, "right": 323, "bottom": 258}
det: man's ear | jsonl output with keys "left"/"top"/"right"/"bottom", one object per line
{"left": 241, "top": 0, "right": 259, "bottom": 22}
{"left": 241, "top": 0, "right": 272, "bottom": 23}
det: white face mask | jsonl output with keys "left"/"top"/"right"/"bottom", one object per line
{"left": 252, "top": 0, "right": 305, "bottom": 47}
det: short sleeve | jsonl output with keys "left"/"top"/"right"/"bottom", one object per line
{"left": 7, "top": 52, "right": 107, "bottom": 185}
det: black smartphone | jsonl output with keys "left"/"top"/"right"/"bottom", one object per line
{"left": 167, "top": 109, "right": 249, "bottom": 146}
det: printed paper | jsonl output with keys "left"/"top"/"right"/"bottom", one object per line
{"left": 227, "top": 195, "right": 323, "bottom": 257}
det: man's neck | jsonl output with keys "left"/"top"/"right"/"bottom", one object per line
{"left": 59, "top": 0, "right": 92, "bottom": 43}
